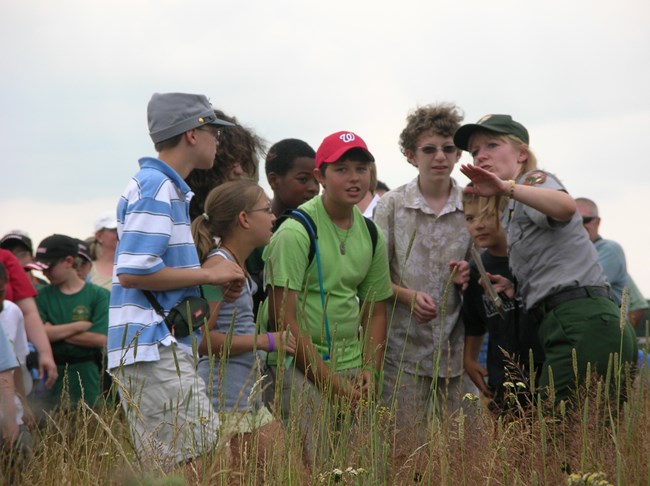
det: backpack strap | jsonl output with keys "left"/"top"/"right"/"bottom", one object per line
{"left": 363, "top": 216, "right": 378, "bottom": 258}
{"left": 273, "top": 208, "right": 318, "bottom": 265}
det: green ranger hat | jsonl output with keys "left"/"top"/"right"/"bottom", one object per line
{"left": 454, "top": 114, "right": 529, "bottom": 151}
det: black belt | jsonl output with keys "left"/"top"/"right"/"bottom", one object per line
{"left": 54, "top": 354, "right": 102, "bottom": 367}
{"left": 535, "top": 285, "right": 610, "bottom": 316}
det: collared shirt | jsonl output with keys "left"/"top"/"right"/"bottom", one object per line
{"left": 108, "top": 157, "right": 201, "bottom": 369}
{"left": 502, "top": 170, "right": 607, "bottom": 310}
{"left": 374, "top": 177, "right": 471, "bottom": 377}
{"left": 593, "top": 237, "right": 627, "bottom": 304}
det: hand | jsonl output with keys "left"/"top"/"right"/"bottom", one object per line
{"left": 354, "top": 369, "right": 378, "bottom": 399}
{"left": 39, "top": 353, "right": 59, "bottom": 389}
{"left": 334, "top": 377, "right": 363, "bottom": 405}
{"left": 464, "top": 359, "right": 492, "bottom": 398}
{"left": 1, "top": 422, "right": 19, "bottom": 450}
{"left": 481, "top": 272, "right": 515, "bottom": 300}
{"left": 204, "top": 258, "right": 246, "bottom": 287}
{"left": 460, "top": 165, "right": 510, "bottom": 197}
{"left": 411, "top": 291, "right": 437, "bottom": 324}
{"left": 221, "top": 279, "right": 245, "bottom": 303}
{"left": 449, "top": 260, "right": 470, "bottom": 292}
{"left": 272, "top": 330, "right": 296, "bottom": 355}
{"left": 76, "top": 320, "right": 93, "bottom": 332}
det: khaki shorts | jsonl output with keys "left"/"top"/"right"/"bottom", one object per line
{"left": 112, "top": 344, "right": 220, "bottom": 468}
{"left": 219, "top": 405, "right": 274, "bottom": 436}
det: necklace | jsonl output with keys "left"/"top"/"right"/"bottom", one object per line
{"left": 220, "top": 244, "right": 248, "bottom": 279}
{"left": 334, "top": 213, "right": 354, "bottom": 255}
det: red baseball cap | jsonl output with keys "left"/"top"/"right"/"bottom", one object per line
{"left": 315, "top": 131, "right": 375, "bottom": 169}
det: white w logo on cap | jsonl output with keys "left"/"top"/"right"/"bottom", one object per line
{"left": 339, "top": 133, "right": 356, "bottom": 143}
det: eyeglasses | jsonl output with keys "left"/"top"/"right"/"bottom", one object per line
{"left": 582, "top": 216, "right": 599, "bottom": 224}
{"left": 196, "top": 127, "right": 222, "bottom": 141}
{"left": 248, "top": 206, "right": 273, "bottom": 214}
{"left": 417, "top": 145, "right": 458, "bottom": 156}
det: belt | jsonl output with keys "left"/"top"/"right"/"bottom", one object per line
{"left": 537, "top": 285, "right": 610, "bottom": 315}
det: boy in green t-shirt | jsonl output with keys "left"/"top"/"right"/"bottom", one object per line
{"left": 262, "top": 131, "right": 393, "bottom": 462}
{"left": 33, "top": 234, "right": 109, "bottom": 412}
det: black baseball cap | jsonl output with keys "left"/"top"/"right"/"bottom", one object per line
{"left": 35, "top": 234, "right": 79, "bottom": 268}
{"left": 0, "top": 231, "right": 33, "bottom": 253}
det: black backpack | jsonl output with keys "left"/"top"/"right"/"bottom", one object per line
{"left": 272, "top": 208, "right": 379, "bottom": 265}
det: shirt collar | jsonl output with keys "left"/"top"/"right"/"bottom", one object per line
{"left": 138, "top": 157, "right": 193, "bottom": 196}
{"left": 403, "top": 176, "right": 464, "bottom": 215}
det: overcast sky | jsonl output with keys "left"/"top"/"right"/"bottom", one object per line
{"left": 2, "top": 0, "right": 649, "bottom": 296}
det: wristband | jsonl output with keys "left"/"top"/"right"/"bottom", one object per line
{"left": 267, "top": 332, "right": 275, "bottom": 353}
{"left": 506, "top": 179, "right": 516, "bottom": 198}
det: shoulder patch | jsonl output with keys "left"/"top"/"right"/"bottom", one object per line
{"left": 523, "top": 171, "right": 547, "bottom": 186}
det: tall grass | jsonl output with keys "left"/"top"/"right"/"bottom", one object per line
{"left": 4, "top": 329, "right": 649, "bottom": 485}
{"left": 5, "top": 267, "right": 648, "bottom": 485}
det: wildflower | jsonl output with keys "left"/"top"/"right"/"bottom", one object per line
{"left": 462, "top": 393, "right": 479, "bottom": 401}
{"left": 515, "top": 381, "right": 526, "bottom": 388}
{"left": 503, "top": 381, "right": 515, "bottom": 388}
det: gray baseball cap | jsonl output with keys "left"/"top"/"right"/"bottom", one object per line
{"left": 147, "top": 92, "right": 235, "bottom": 143}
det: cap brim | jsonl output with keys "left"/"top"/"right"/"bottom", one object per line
{"left": 320, "top": 146, "right": 375, "bottom": 167}
{"left": 206, "top": 117, "right": 235, "bottom": 127}
{"left": 453, "top": 124, "right": 485, "bottom": 152}
{"left": 27, "top": 261, "right": 50, "bottom": 271}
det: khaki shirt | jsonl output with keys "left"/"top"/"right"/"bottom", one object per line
{"left": 374, "top": 177, "right": 471, "bottom": 377}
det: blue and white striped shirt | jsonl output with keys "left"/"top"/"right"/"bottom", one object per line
{"left": 108, "top": 157, "right": 201, "bottom": 369}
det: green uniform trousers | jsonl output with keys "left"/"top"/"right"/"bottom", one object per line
{"left": 537, "top": 295, "right": 637, "bottom": 404}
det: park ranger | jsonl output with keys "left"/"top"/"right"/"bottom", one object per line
{"left": 454, "top": 114, "right": 637, "bottom": 405}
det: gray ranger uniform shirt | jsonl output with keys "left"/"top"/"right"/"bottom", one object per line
{"left": 501, "top": 170, "right": 607, "bottom": 310}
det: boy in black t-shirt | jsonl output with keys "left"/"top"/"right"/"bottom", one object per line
{"left": 461, "top": 192, "right": 544, "bottom": 413}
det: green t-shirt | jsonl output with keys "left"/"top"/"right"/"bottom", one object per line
{"left": 35, "top": 282, "right": 109, "bottom": 407}
{"left": 261, "top": 196, "right": 392, "bottom": 371}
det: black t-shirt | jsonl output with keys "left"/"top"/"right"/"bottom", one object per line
{"left": 463, "top": 251, "right": 545, "bottom": 403}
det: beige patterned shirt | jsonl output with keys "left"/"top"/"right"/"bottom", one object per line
{"left": 374, "top": 177, "right": 471, "bottom": 377}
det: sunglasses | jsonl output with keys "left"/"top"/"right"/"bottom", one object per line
{"left": 196, "top": 127, "right": 222, "bottom": 141}
{"left": 417, "top": 145, "right": 458, "bottom": 156}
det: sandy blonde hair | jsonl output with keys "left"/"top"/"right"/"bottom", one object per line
{"left": 191, "top": 180, "right": 264, "bottom": 263}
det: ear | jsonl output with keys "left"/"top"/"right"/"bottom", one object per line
{"left": 405, "top": 149, "right": 417, "bottom": 167}
{"left": 314, "top": 168, "right": 326, "bottom": 186}
{"left": 267, "top": 172, "right": 280, "bottom": 191}
{"left": 516, "top": 147, "right": 528, "bottom": 164}
{"left": 238, "top": 210, "right": 252, "bottom": 230}
{"left": 185, "top": 129, "right": 198, "bottom": 146}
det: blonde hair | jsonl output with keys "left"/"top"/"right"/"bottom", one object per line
{"left": 503, "top": 134, "right": 538, "bottom": 177}
{"left": 462, "top": 186, "right": 508, "bottom": 226}
{"left": 191, "top": 180, "right": 264, "bottom": 263}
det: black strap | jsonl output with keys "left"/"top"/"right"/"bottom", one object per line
{"left": 143, "top": 290, "right": 170, "bottom": 326}
{"left": 363, "top": 216, "right": 378, "bottom": 259}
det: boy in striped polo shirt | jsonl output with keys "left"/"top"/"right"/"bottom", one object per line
{"left": 108, "top": 93, "right": 245, "bottom": 471}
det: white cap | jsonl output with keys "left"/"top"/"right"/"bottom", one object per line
{"left": 94, "top": 210, "right": 118, "bottom": 232}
